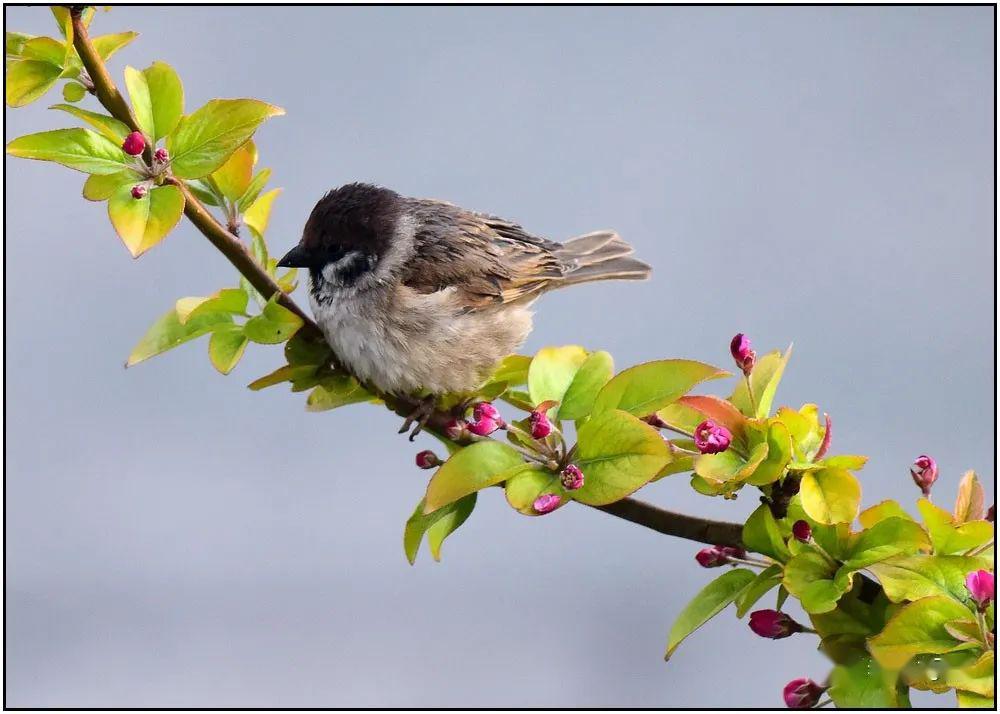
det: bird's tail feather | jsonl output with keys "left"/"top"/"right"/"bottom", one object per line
{"left": 555, "top": 230, "right": 652, "bottom": 287}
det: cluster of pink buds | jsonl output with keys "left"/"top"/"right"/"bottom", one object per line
{"left": 695, "top": 544, "right": 746, "bottom": 568}
{"left": 694, "top": 419, "right": 731, "bottom": 454}
{"left": 121, "top": 131, "right": 145, "bottom": 156}
{"left": 730, "top": 333, "right": 756, "bottom": 376}
{"left": 130, "top": 184, "right": 148, "bottom": 200}
{"left": 464, "top": 402, "right": 506, "bottom": 437}
{"left": 749, "top": 609, "right": 806, "bottom": 639}
{"left": 560, "top": 464, "right": 584, "bottom": 490}
{"left": 910, "top": 454, "right": 938, "bottom": 496}
{"left": 415, "top": 450, "right": 440, "bottom": 470}
{"left": 791, "top": 520, "right": 812, "bottom": 543}
{"left": 532, "top": 493, "right": 561, "bottom": 514}
{"left": 153, "top": 147, "right": 169, "bottom": 164}
{"left": 529, "top": 409, "right": 553, "bottom": 439}
{"left": 783, "top": 678, "right": 826, "bottom": 709}
{"left": 966, "top": 570, "right": 995, "bottom": 611}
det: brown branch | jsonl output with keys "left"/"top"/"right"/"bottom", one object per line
{"left": 67, "top": 6, "right": 772, "bottom": 556}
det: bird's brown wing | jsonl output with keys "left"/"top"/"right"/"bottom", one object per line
{"left": 400, "top": 199, "right": 567, "bottom": 309}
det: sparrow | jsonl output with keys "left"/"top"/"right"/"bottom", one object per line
{"left": 278, "top": 183, "right": 651, "bottom": 429}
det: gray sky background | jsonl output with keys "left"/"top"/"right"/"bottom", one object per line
{"left": 5, "top": 5, "right": 994, "bottom": 708}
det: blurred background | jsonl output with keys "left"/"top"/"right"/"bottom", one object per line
{"left": 4, "top": 5, "right": 994, "bottom": 707}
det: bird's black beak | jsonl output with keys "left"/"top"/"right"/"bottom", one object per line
{"left": 277, "top": 244, "right": 310, "bottom": 268}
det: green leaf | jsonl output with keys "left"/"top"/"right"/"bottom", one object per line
{"left": 957, "top": 691, "right": 995, "bottom": 709}
{"left": 424, "top": 441, "right": 525, "bottom": 512}
{"left": 799, "top": 468, "right": 861, "bottom": 525}
{"left": 167, "top": 98, "right": 284, "bottom": 179}
{"left": 868, "top": 595, "right": 976, "bottom": 670}
{"left": 6, "top": 31, "right": 34, "bottom": 58}
{"left": 61, "top": 81, "right": 86, "bottom": 102}
{"left": 108, "top": 183, "right": 185, "bottom": 257}
{"left": 211, "top": 140, "right": 255, "bottom": 201}
{"left": 247, "top": 364, "right": 318, "bottom": 391}
{"left": 694, "top": 441, "right": 768, "bottom": 484}
{"left": 123, "top": 65, "right": 154, "bottom": 141}
{"left": 6, "top": 128, "right": 127, "bottom": 174}
{"left": 49, "top": 103, "right": 131, "bottom": 142}
{"left": 404, "top": 494, "right": 475, "bottom": 565}
{"left": 236, "top": 167, "right": 272, "bottom": 212}
{"left": 734, "top": 564, "right": 784, "bottom": 617}
{"left": 82, "top": 170, "right": 140, "bottom": 201}
{"left": 593, "top": 359, "right": 728, "bottom": 417}
{"left": 91, "top": 31, "right": 139, "bottom": 61}
{"left": 305, "top": 374, "right": 372, "bottom": 412}
{"left": 504, "top": 465, "right": 559, "bottom": 515}
{"left": 208, "top": 325, "right": 248, "bottom": 374}
{"left": 946, "top": 651, "right": 995, "bottom": 697}
{"left": 527, "top": 345, "right": 588, "bottom": 413}
{"left": 285, "top": 333, "right": 333, "bottom": 367}
{"left": 51, "top": 6, "right": 92, "bottom": 37}
{"left": 243, "top": 296, "right": 303, "bottom": 344}
{"left": 572, "top": 409, "right": 672, "bottom": 506}
{"left": 917, "top": 499, "right": 994, "bottom": 555}
{"left": 175, "top": 288, "right": 249, "bottom": 324}
{"left": 729, "top": 345, "right": 792, "bottom": 418}
{"left": 20, "top": 36, "right": 67, "bottom": 65}
{"left": 141, "top": 61, "right": 183, "bottom": 140}
{"left": 840, "top": 517, "right": 931, "bottom": 571}
{"left": 742, "top": 504, "right": 790, "bottom": 562}
{"left": 665, "top": 568, "right": 756, "bottom": 660}
{"left": 829, "top": 656, "right": 903, "bottom": 708}
{"left": 187, "top": 179, "right": 223, "bottom": 207}
{"left": 6, "top": 60, "right": 65, "bottom": 107}
{"left": 869, "top": 555, "right": 989, "bottom": 604}
{"left": 426, "top": 493, "right": 477, "bottom": 561}
{"left": 859, "top": 500, "right": 914, "bottom": 529}
{"left": 746, "top": 420, "right": 792, "bottom": 486}
{"left": 783, "top": 549, "right": 849, "bottom": 613}
{"left": 243, "top": 188, "right": 281, "bottom": 236}
{"left": 126, "top": 308, "right": 232, "bottom": 367}
{"left": 558, "top": 350, "right": 614, "bottom": 420}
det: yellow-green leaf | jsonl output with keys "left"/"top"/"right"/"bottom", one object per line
{"left": 175, "top": 288, "right": 249, "bottom": 324}
{"left": 527, "top": 345, "right": 588, "bottom": 413}
{"left": 305, "top": 374, "right": 372, "bottom": 412}
{"left": 954, "top": 470, "right": 986, "bottom": 523}
{"left": 859, "top": 500, "right": 914, "bottom": 529}
{"left": 572, "top": 409, "right": 672, "bottom": 505}
{"left": 7, "top": 128, "right": 127, "bottom": 174}
{"left": 743, "top": 504, "right": 790, "bottom": 562}
{"left": 917, "top": 499, "right": 994, "bottom": 555}
{"left": 236, "top": 167, "right": 273, "bottom": 212}
{"left": 593, "top": 359, "right": 728, "bottom": 417}
{"left": 61, "top": 81, "right": 86, "bottom": 102}
{"left": 868, "top": 595, "right": 975, "bottom": 670}
{"left": 504, "top": 465, "right": 559, "bottom": 515}
{"left": 123, "top": 65, "right": 154, "bottom": 141}
{"left": 49, "top": 103, "right": 131, "bottom": 142}
{"left": 746, "top": 420, "right": 792, "bottom": 486}
{"left": 20, "top": 36, "right": 67, "bottom": 65}
{"left": 799, "top": 467, "right": 861, "bottom": 525}
{"left": 426, "top": 493, "right": 477, "bottom": 562}
{"left": 424, "top": 441, "right": 525, "bottom": 512}
{"left": 108, "top": 183, "right": 185, "bottom": 257}
{"left": 208, "top": 325, "right": 248, "bottom": 375}
{"left": 167, "top": 98, "right": 284, "bottom": 179}
{"left": 126, "top": 308, "right": 232, "bottom": 367}
{"left": 82, "top": 170, "right": 140, "bottom": 201}
{"left": 783, "top": 549, "right": 849, "bottom": 613}
{"left": 91, "top": 31, "right": 138, "bottom": 61}
{"left": 142, "top": 61, "right": 184, "bottom": 140}
{"left": 404, "top": 494, "right": 476, "bottom": 565}
{"left": 211, "top": 140, "right": 256, "bottom": 201}
{"left": 869, "top": 554, "right": 989, "bottom": 604}
{"left": 694, "top": 441, "right": 768, "bottom": 484}
{"left": 243, "top": 295, "right": 303, "bottom": 344}
{"left": 243, "top": 188, "right": 281, "bottom": 236}
{"left": 558, "top": 350, "right": 614, "bottom": 420}
{"left": 730, "top": 345, "right": 792, "bottom": 418}
{"left": 6, "top": 60, "right": 63, "bottom": 107}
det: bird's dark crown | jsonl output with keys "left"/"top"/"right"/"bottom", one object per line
{"left": 278, "top": 182, "right": 402, "bottom": 289}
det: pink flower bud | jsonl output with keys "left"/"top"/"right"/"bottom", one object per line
{"left": 730, "top": 333, "right": 757, "bottom": 376}
{"left": 560, "top": 464, "right": 584, "bottom": 490}
{"left": 529, "top": 410, "right": 553, "bottom": 439}
{"left": 783, "top": 678, "right": 825, "bottom": 709}
{"left": 910, "top": 455, "right": 938, "bottom": 496}
{"left": 467, "top": 417, "right": 500, "bottom": 436}
{"left": 153, "top": 147, "right": 169, "bottom": 163}
{"left": 694, "top": 545, "right": 745, "bottom": 567}
{"left": 473, "top": 402, "right": 501, "bottom": 423}
{"left": 748, "top": 609, "right": 804, "bottom": 639}
{"left": 415, "top": 450, "right": 440, "bottom": 469}
{"left": 966, "top": 569, "right": 995, "bottom": 611}
{"left": 695, "top": 547, "right": 728, "bottom": 568}
{"left": 532, "top": 493, "right": 561, "bottom": 514}
{"left": 122, "top": 131, "right": 145, "bottom": 156}
{"left": 792, "top": 520, "right": 812, "bottom": 542}
{"left": 694, "top": 420, "right": 732, "bottom": 454}
{"left": 987, "top": 504, "right": 995, "bottom": 523}
{"left": 130, "top": 184, "right": 147, "bottom": 199}
{"left": 443, "top": 418, "right": 467, "bottom": 441}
